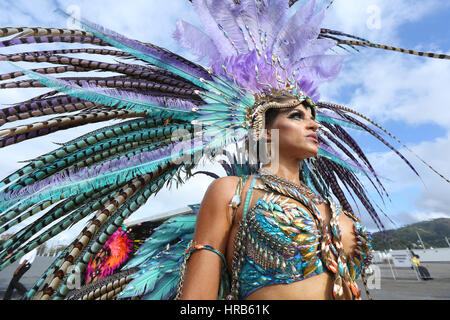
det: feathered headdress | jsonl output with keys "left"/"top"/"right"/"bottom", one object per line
{"left": 0, "top": 0, "right": 448, "bottom": 300}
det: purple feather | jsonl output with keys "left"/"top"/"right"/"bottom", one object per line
{"left": 173, "top": 20, "right": 220, "bottom": 64}
{"left": 230, "top": 0, "right": 260, "bottom": 51}
{"left": 273, "top": 0, "right": 316, "bottom": 56}
{"left": 203, "top": 0, "right": 250, "bottom": 53}
{"left": 192, "top": 0, "right": 237, "bottom": 58}
{"left": 294, "top": 55, "right": 345, "bottom": 83}
{"left": 177, "top": 0, "right": 344, "bottom": 99}
{"left": 254, "top": 0, "right": 290, "bottom": 49}
{"left": 50, "top": 74, "right": 198, "bottom": 112}
{"left": 292, "top": 38, "right": 336, "bottom": 63}
{"left": 319, "top": 142, "right": 374, "bottom": 176}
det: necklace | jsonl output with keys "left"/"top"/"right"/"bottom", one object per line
{"left": 258, "top": 167, "right": 326, "bottom": 205}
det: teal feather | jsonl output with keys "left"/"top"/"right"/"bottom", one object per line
{"left": 119, "top": 213, "right": 198, "bottom": 298}
{"left": 201, "top": 77, "right": 252, "bottom": 108}
{"left": 10, "top": 124, "right": 231, "bottom": 208}
{"left": 2, "top": 124, "right": 192, "bottom": 195}
{"left": 22, "top": 253, "right": 66, "bottom": 300}
{"left": 0, "top": 117, "right": 173, "bottom": 195}
{"left": 302, "top": 160, "right": 315, "bottom": 191}
{"left": 118, "top": 241, "right": 187, "bottom": 299}
{"left": 316, "top": 114, "right": 364, "bottom": 131}
{"left": 210, "top": 74, "right": 255, "bottom": 107}
{"left": 0, "top": 143, "right": 197, "bottom": 211}
{"left": 195, "top": 113, "right": 246, "bottom": 123}
{"left": 118, "top": 266, "right": 163, "bottom": 298}
{"left": 0, "top": 200, "right": 53, "bottom": 232}
{"left": 124, "top": 214, "right": 196, "bottom": 269}
{"left": 0, "top": 180, "right": 128, "bottom": 266}
{"left": 304, "top": 160, "right": 329, "bottom": 198}
{"left": 196, "top": 103, "right": 246, "bottom": 113}
{"left": 141, "top": 272, "right": 179, "bottom": 300}
{"left": 118, "top": 210, "right": 234, "bottom": 300}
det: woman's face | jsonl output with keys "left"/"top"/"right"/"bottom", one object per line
{"left": 266, "top": 102, "right": 319, "bottom": 160}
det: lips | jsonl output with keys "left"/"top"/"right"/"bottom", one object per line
{"left": 307, "top": 133, "right": 318, "bottom": 143}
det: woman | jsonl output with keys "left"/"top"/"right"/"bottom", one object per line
{"left": 178, "top": 95, "right": 371, "bottom": 300}
{"left": 0, "top": 0, "right": 447, "bottom": 300}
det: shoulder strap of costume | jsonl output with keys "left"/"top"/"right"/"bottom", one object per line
{"left": 243, "top": 175, "right": 257, "bottom": 220}
{"left": 229, "top": 175, "right": 251, "bottom": 220}
{"left": 229, "top": 177, "right": 244, "bottom": 209}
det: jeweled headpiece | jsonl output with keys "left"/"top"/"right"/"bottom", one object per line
{"left": 248, "top": 88, "right": 317, "bottom": 141}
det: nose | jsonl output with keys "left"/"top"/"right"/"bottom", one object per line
{"left": 308, "top": 118, "right": 320, "bottom": 132}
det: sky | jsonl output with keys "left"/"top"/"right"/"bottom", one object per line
{"left": 0, "top": 0, "right": 449, "bottom": 245}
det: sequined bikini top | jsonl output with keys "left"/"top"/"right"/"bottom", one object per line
{"left": 227, "top": 173, "right": 373, "bottom": 300}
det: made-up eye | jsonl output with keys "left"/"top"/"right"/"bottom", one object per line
{"left": 288, "top": 111, "right": 305, "bottom": 120}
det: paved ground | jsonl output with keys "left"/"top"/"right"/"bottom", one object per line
{"left": 0, "top": 256, "right": 54, "bottom": 300}
{"left": 1, "top": 257, "right": 449, "bottom": 300}
{"left": 358, "top": 262, "right": 450, "bottom": 300}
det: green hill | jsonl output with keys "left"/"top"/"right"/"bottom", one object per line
{"left": 371, "top": 218, "right": 450, "bottom": 251}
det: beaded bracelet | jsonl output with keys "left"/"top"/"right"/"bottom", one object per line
{"left": 175, "top": 240, "right": 227, "bottom": 299}
{"left": 184, "top": 241, "right": 227, "bottom": 267}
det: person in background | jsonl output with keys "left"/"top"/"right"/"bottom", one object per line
{"left": 3, "top": 248, "right": 37, "bottom": 300}
{"left": 408, "top": 248, "right": 433, "bottom": 281}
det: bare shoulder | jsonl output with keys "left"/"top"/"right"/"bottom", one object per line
{"left": 204, "top": 176, "right": 241, "bottom": 199}
{"left": 192, "top": 176, "right": 242, "bottom": 237}
{"left": 198, "top": 176, "right": 240, "bottom": 218}
{"left": 202, "top": 175, "right": 259, "bottom": 203}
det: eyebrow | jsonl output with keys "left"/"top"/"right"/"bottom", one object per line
{"left": 288, "top": 108, "right": 314, "bottom": 120}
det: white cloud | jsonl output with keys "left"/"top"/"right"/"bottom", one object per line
{"left": 410, "top": 210, "right": 450, "bottom": 221}
{"left": 322, "top": 0, "right": 446, "bottom": 42}
{"left": 367, "top": 209, "right": 450, "bottom": 230}
{"left": 321, "top": 51, "right": 450, "bottom": 126}
{"left": 359, "top": 132, "right": 450, "bottom": 230}
{"left": 319, "top": 0, "right": 450, "bottom": 126}
{"left": 315, "top": 1, "right": 450, "bottom": 231}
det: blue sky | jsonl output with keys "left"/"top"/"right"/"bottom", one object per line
{"left": 0, "top": 0, "right": 449, "bottom": 244}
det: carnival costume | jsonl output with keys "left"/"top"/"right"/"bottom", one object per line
{"left": 0, "top": 0, "right": 448, "bottom": 300}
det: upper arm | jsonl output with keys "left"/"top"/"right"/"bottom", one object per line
{"left": 178, "top": 176, "right": 239, "bottom": 300}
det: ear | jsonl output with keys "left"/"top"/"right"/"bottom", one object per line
{"left": 264, "top": 127, "right": 272, "bottom": 143}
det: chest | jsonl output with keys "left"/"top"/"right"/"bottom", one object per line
{"left": 253, "top": 193, "right": 357, "bottom": 258}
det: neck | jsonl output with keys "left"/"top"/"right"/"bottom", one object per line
{"left": 261, "top": 158, "right": 303, "bottom": 185}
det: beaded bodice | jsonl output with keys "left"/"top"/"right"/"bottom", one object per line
{"left": 228, "top": 173, "right": 373, "bottom": 300}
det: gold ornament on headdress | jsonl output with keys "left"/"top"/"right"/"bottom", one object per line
{"left": 246, "top": 87, "right": 318, "bottom": 141}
